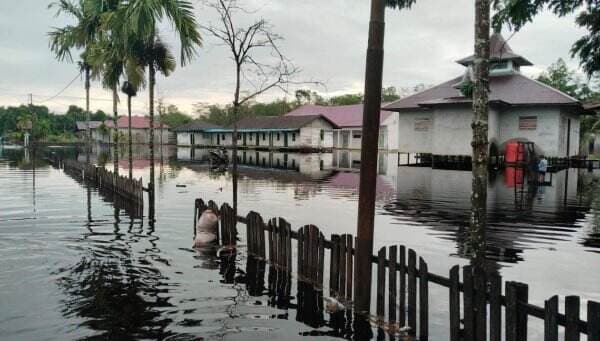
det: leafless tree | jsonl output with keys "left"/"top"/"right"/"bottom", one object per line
{"left": 201, "top": 0, "right": 301, "bottom": 214}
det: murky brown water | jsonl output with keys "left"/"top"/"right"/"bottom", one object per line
{"left": 1, "top": 145, "right": 598, "bottom": 340}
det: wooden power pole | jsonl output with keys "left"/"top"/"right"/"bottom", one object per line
{"left": 355, "top": 0, "right": 386, "bottom": 316}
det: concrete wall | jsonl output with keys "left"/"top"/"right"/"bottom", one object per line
{"left": 382, "top": 113, "right": 399, "bottom": 151}
{"left": 177, "top": 132, "right": 192, "bottom": 146}
{"left": 431, "top": 105, "right": 473, "bottom": 155}
{"left": 498, "top": 107, "right": 562, "bottom": 156}
{"left": 397, "top": 110, "right": 433, "bottom": 153}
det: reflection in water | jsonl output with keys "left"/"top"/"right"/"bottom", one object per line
{"left": 2, "top": 146, "right": 600, "bottom": 340}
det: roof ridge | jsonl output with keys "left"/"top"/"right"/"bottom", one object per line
{"left": 383, "top": 76, "right": 461, "bottom": 109}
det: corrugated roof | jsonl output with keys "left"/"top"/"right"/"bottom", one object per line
{"left": 384, "top": 73, "right": 581, "bottom": 111}
{"left": 75, "top": 121, "right": 104, "bottom": 131}
{"left": 457, "top": 33, "right": 533, "bottom": 66}
{"left": 228, "top": 115, "right": 337, "bottom": 131}
{"left": 285, "top": 104, "right": 393, "bottom": 127}
{"left": 173, "top": 120, "right": 223, "bottom": 132}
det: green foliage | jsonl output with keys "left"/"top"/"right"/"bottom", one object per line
{"left": 329, "top": 93, "right": 363, "bottom": 106}
{"left": 536, "top": 58, "right": 600, "bottom": 101}
{"left": 492, "top": 0, "right": 600, "bottom": 77}
{"left": 460, "top": 80, "right": 474, "bottom": 98}
{"left": 382, "top": 86, "right": 401, "bottom": 102}
{"left": 158, "top": 104, "right": 193, "bottom": 128}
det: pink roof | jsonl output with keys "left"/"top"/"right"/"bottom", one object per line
{"left": 286, "top": 104, "right": 393, "bottom": 128}
{"left": 103, "top": 116, "right": 169, "bottom": 129}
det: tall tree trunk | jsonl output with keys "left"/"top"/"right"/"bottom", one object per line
{"left": 355, "top": 0, "right": 385, "bottom": 316}
{"left": 85, "top": 65, "right": 91, "bottom": 163}
{"left": 470, "top": 0, "right": 490, "bottom": 268}
{"left": 149, "top": 63, "right": 156, "bottom": 221}
{"left": 113, "top": 87, "right": 119, "bottom": 177}
{"left": 128, "top": 95, "right": 133, "bottom": 180}
{"left": 232, "top": 63, "right": 241, "bottom": 216}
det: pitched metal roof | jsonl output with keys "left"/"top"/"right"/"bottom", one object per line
{"left": 384, "top": 73, "right": 581, "bottom": 111}
{"left": 173, "top": 120, "right": 223, "bottom": 132}
{"left": 285, "top": 104, "right": 393, "bottom": 128}
{"left": 75, "top": 121, "right": 104, "bottom": 131}
{"left": 226, "top": 115, "right": 338, "bottom": 131}
{"left": 457, "top": 33, "right": 533, "bottom": 66}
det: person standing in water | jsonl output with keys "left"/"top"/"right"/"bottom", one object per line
{"left": 538, "top": 156, "right": 548, "bottom": 183}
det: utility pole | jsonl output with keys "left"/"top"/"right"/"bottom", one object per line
{"left": 29, "top": 93, "right": 35, "bottom": 146}
{"left": 355, "top": 0, "right": 386, "bottom": 316}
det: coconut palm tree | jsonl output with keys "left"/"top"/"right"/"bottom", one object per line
{"left": 48, "top": 0, "right": 106, "bottom": 162}
{"left": 106, "top": 0, "right": 201, "bottom": 218}
{"left": 121, "top": 80, "right": 139, "bottom": 180}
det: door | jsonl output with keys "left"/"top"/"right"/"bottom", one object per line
{"left": 243, "top": 133, "right": 247, "bottom": 146}
{"left": 190, "top": 133, "right": 195, "bottom": 146}
{"left": 284, "top": 132, "right": 288, "bottom": 147}
{"left": 256, "top": 133, "right": 260, "bottom": 146}
{"left": 217, "top": 134, "right": 220, "bottom": 145}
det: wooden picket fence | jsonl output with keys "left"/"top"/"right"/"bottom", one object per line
{"left": 194, "top": 198, "right": 600, "bottom": 340}
{"left": 58, "top": 158, "right": 144, "bottom": 212}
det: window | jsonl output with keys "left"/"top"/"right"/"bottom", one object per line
{"left": 320, "top": 130, "right": 324, "bottom": 141}
{"left": 491, "top": 61, "right": 509, "bottom": 70}
{"left": 414, "top": 117, "right": 431, "bottom": 131}
{"left": 519, "top": 116, "right": 537, "bottom": 130}
{"left": 249, "top": 134, "right": 253, "bottom": 141}
{"left": 203, "top": 133, "right": 210, "bottom": 139}
{"left": 277, "top": 133, "right": 280, "bottom": 141}
{"left": 292, "top": 133, "right": 296, "bottom": 141}
{"left": 352, "top": 131, "right": 362, "bottom": 139}
{"left": 237, "top": 133, "right": 242, "bottom": 140}
{"left": 221, "top": 134, "right": 225, "bottom": 140}
{"left": 262, "top": 133, "right": 266, "bottom": 140}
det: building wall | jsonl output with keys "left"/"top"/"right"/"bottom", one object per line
{"left": 431, "top": 106, "right": 473, "bottom": 155}
{"left": 382, "top": 113, "right": 399, "bottom": 151}
{"left": 558, "top": 110, "right": 580, "bottom": 157}
{"left": 177, "top": 132, "right": 192, "bottom": 146}
{"left": 397, "top": 110, "right": 433, "bottom": 153}
{"left": 299, "top": 118, "right": 334, "bottom": 148}
{"left": 498, "top": 107, "right": 563, "bottom": 156}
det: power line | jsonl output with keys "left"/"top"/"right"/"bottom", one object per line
{"left": 35, "top": 72, "right": 82, "bottom": 104}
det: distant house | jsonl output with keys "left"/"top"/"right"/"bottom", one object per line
{"left": 76, "top": 116, "right": 170, "bottom": 144}
{"left": 384, "top": 33, "right": 583, "bottom": 158}
{"left": 174, "top": 121, "right": 223, "bottom": 146}
{"left": 175, "top": 115, "right": 337, "bottom": 150}
{"left": 286, "top": 104, "right": 398, "bottom": 151}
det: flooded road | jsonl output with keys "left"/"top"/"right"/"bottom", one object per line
{"left": 1, "top": 145, "right": 599, "bottom": 340}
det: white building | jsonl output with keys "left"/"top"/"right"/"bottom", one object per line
{"left": 286, "top": 104, "right": 399, "bottom": 151}
{"left": 76, "top": 116, "right": 170, "bottom": 145}
{"left": 175, "top": 115, "right": 337, "bottom": 151}
{"left": 384, "top": 33, "right": 583, "bottom": 158}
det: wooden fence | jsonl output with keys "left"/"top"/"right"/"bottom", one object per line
{"left": 194, "top": 198, "right": 600, "bottom": 341}
{"left": 53, "top": 157, "right": 144, "bottom": 213}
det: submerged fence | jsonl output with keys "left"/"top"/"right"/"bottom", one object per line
{"left": 194, "top": 198, "right": 600, "bottom": 341}
{"left": 49, "top": 155, "right": 144, "bottom": 214}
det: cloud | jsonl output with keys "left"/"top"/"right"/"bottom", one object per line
{"left": 0, "top": 0, "right": 588, "bottom": 116}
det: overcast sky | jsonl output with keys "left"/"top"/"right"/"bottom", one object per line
{"left": 0, "top": 0, "right": 587, "bottom": 117}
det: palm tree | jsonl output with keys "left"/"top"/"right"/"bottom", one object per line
{"left": 48, "top": 0, "right": 105, "bottom": 162}
{"left": 107, "top": 0, "right": 201, "bottom": 219}
{"left": 121, "top": 80, "right": 139, "bottom": 180}
{"left": 88, "top": 39, "right": 124, "bottom": 177}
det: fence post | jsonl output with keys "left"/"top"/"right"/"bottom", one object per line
{"left": 344, "top": 235, "right": 353, "bottom": 300}
{"left": 544, "top": 295, "right": 558, "bottom": 341}
{"left": 463, "top": 265, "right": 474, "bottom": 341}
{"left": 399, "top": 245, "right": 406, "bottom": 327}
{"left": 474, "top": 267, "right": 487, "bottom": 341}
{"left": 407, "top": 248, "right": 417, "bottom": 336}
{"left": 388, "top": 245, "right": 398, "bottom": 325}
{"left": 565, "top": 296, "right": 580, "bottom": 341}
{"left": 449, "top": 265, "right": 460, "bottom": 341}
{"left": 419, "top": 257, "right": 428, "bottom": 341}
{"left": 376, "top": 247, "right": 386, "bottom": 321}
{"left": 506, "top": 281, "right": 528, "bottom": 341}
{"left": 329, "top": 234, "right": 340, "bottom": 297}
{"left": 589, "top": 301, "right": 600, "bottom": 341}
{"left": 490, "top": 273, "right": 502, "bottom": 341}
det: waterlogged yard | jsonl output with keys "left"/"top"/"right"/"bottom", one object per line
{"left": 1, "top": 146, "right": 599, "bottom": 340}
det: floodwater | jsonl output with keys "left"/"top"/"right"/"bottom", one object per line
{"left": 0, "top": 145, "right": 599, "bottom": 340}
